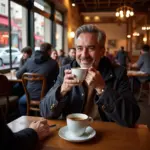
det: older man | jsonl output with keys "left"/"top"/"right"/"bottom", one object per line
{"left": 40, "top": 24, "right": 140, "bottom": 127}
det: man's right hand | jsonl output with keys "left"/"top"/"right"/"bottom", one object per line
{"left": 29, "top": 119, "right": 50, "bottom": 141}
{"left": 60, "top": 69, "right": 81, "bottom": 97}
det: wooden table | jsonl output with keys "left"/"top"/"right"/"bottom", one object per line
{"left": 8, "top": 116, "right": 150, "bottom": 150}
{"left": 4, "top": 73, "right": 22, "bottom": 82}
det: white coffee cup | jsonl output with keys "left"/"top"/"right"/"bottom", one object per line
{"left": 71, "top": 68, "right": 88, "bottom": 82}
{"left": 67, "top": 113, "right": 93, "bottom": 137}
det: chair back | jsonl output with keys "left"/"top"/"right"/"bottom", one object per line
{"left": 0, "top": 74, "right": 10, "bottom": 96}
{"left": 22, "top": 73, "right": 46, "bottom": 115}
{"left": 0, "top": 74, "right": 10, "bottom": 117}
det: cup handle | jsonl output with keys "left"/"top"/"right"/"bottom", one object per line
{"left": 88, "top": 116, "right": 93, "bottom": 123}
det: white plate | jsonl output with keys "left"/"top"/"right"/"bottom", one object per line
{"left": 58, "top": 126, "right": 96, "bottom": 142}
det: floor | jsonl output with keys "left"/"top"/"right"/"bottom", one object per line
{"left": 137, "top": 98, "right": 150, "bottom": 128}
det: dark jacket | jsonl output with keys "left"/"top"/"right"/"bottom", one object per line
{"left": 115, "top": 50, "right": 131, "bottom": 67}
{"left": 16, "top": 51, "right": 59, "bottom": 99}
{"left": 61, "top": 56, "right": 74, "bottom": 66}
{"left": 40, "top": 57, "right": 140, "bottom": 127}
{"left": 0, "top": 111, "right": 38, "bottom": 150}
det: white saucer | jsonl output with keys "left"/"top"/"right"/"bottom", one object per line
{"left": 58, "top": 126, "right": 96, "bottom": 142}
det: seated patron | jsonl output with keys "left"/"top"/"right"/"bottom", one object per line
{"left": 40, "top": 24, "right": 140, "bottom": 127}
{"left": 16, "top": 42, "right": 59, "bottom": 115}
{"left": 0, "top": 110, "right": 50, "bottom": 150}
{"left": 51, "top": 49, "right": 60, "bottom": 65}
{"left": 61, "top": 48, "right": 76, "bottom": 65}
{"left": 19, "top": 46, "right": 32, "bottom": 68}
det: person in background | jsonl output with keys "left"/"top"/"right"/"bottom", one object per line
{"left": 115, "top": 46, "right": 131, "bottom": 68}
{"left": 20, "top": 46, "right": 32, "bottom": 68}
{"left": 40, "top": 24, "right": 140, "bottom": 127}
{"left": 50, "top": 49, "right": 60, "bottom": 65}
{"left": 0, "top": 110, "right": 50, "bottom": 150}
{"left": 16, "top": 42, "right": 59, "bottom": 115}
{"left": 12, "top": 47, "right": 32, "bottom": 98}
{"left": 62, "top": 48, "right": 76, "bottom": 66}
{"left": 129, "top": 44, "right": 150, "bottom": 92}
{"left": 58, "top": 49, "right": 66, "bottom": 66}
{"left": 105, "top": 48, "right": 114, "bottom": 63}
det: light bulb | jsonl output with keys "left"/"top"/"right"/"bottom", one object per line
{"left": 116, "top": 12, "right": 119, "bottom": 17}
{"left": 120, "top": 10, "right": 123, "bottom": 14}
{"left": 126, "top": 10, "right": 130, "bottom": 14}
{"left": 130, "top": 11, "right": 134, "bottom": 16}
{"left": 126, "top": 13, "right": 129, "bottom": 17}
{"left": 120, "top": 14, "right": 124, "bottom": 18}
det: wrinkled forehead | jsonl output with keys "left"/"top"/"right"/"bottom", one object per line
{"left": 75, "top": 32, "right": 99, "bottom": 46}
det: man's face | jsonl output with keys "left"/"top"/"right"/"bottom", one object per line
{"left": 75, "top": 32, "right": 105, "bottom": 68}
{"left": 22, "top": 52, "right": 29, "bottom": 60}
{"left": 69, "top": 49, "right": 76, "bottom": 59}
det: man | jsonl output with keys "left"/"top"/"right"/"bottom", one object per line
{"left": 40, "top": 24, "right": 140, "bottom": 127}
{"left": 62, "top": 48, "right": 76, "bottom": 65}
{"left": 115, "top": 46, "right": 131, "bottom": 68}
{"left": 19, "top": 46, "right": 32, "bottom": 68}
{"left": 132, "top": 44, "right": 150, "bottom": 74}
{"left": 16, "top": 42, "right": 59, "bottom": 115}
{"left": 0, "top": 110, "right": 50, "bottom": 150}
{"left": 130, "top": 44, "right": 150, "bottom": 92}
{"left": 58, "top": 49, "right": 66, "bottom": 66}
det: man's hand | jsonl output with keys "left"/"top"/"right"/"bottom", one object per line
{"left": 29, "top": 119, "right": 50, "bottom": 141}
{"left": 60, "top": 69, "right": 81, "bottom": 96}
{"left": 85, "top": 67, "right": 105, "bottom": 93}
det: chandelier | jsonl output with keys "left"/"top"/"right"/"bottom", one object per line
{"left": 115, "top": 5, "right": 134, "bottom": 18}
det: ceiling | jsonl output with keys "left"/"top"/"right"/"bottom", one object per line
{"left": 72, "top": 0, "right": 150, "bottom": 13}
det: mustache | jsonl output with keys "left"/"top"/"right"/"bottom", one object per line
{"left": 80, "top": 57, "right": 93, "bottom": 61}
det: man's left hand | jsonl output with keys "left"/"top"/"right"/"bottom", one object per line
{"left": 85, "top": 67, "right": 105, "bottom": 89}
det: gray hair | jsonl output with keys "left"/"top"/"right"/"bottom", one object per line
{"left": 75, "top": 24, "right": 106, "bottom": 48}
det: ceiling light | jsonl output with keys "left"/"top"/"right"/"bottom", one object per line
{"left": 116, "top": 5, "right": 134, "bottom": 19}
{"left": 72, "top": 3, "right": 75, "bottom": 7}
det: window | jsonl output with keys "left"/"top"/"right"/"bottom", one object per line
{"left": 34, "top": 12, "right": 51, "bottom": 49}
{"left": 55, "top": 10, "right": 63, "bottom": 22}
{"left": 34, "top": 0, "right": 51, "bottom": 13}
{"left": 1, "top": 3, "right": 5, "bottom": 14}
{"left": 10, "top": 1, "right": 27, "bottom": 68}
{"left": 55, "top": 23, "right": 63, "bottom": 50}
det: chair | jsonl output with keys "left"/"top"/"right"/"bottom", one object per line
{"left": 137, "top": 81, "right": 150, "bottom": 105}
{"left": 22, "top": 73, "right": 46, "bottom": 115}
{"left": 0, "top": 74, "right": 19, "bottom": 120}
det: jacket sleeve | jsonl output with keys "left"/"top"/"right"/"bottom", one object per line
{"left": 0, "top": 112, "right": 38, "bottom": 150}
{"left": 40, "top": 66, "right": 70, "bottom": 119}
{"left": 95, "top": 69, "right": 140, "bottom": 127}
{"left": 16, "top": 61, "right": 27, "bottom": 79}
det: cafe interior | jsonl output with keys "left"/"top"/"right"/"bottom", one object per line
{"left": 1, "top": 0, "right": 150, "bottom": 149}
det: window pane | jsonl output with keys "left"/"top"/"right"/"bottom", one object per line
{"left": 34, "top": 0, "right": 51, "bottom": 14}
{"left": 10, "top": 1, "right": 27, "bottom": 68}
{"left": 34, "top": 13, "right": 51, "bottom": 50}
{"left": 34, "top": 12, "right": 44, "bottom": 49}
{"left": 55, "top": 10, "right": 63, "bottom": 22}
{"left": 0, "top": 0, "right": 9, "bottom": 70}
{"left": 55, "top": 23, "right": 63, "bottom": 50}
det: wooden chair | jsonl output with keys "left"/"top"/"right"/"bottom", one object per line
{"left": 137, "top": 81, "right": 150, "bottom": 105}
{"left": 22, "top": 73, "right": 46, "bottom": 115}
{"left": 0, "top": 74, "right": 19, "bottom": 120}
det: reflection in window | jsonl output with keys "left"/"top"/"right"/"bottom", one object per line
{"left": 55, "top": 24, "right": 63, "bottom": 50}
{"left": 34, "top": 12, "right": 51, "bottom": 49}
{"left": 10, "top": 1, "right": 27, "bottom": 68}
{"left": 34, "top": 0, "right": 51, "bottom": 13}
{"left": 55, "top": 10, "right": 63, "bottom": 22}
